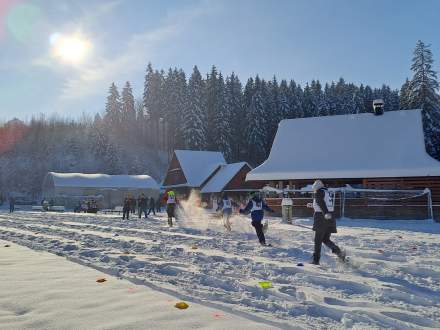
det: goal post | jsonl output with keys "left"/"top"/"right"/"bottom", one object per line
{"left": 262, "top": 185, "right": 433, "bottom": 221}
{"left": 341, "top": 187, "right": 432, "bottom": 220}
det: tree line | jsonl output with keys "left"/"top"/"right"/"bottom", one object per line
{"left": 105, "top": 65, "right": 401, "bottom": 166}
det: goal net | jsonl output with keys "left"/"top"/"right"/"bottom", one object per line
{"left": 342, "top": 188, "right": 433, "bottom": 220}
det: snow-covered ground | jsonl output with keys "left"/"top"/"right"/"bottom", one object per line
{"left": 0, "top": 239, "right": 267, "bottom": 330}
{"left": 0, "top": 208, "right": 439, "bottom": 329}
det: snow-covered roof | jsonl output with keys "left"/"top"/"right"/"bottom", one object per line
{"left": 201, "top": 162, "right": 250, "bottom": 193}
{"left": 173, "top": 150, "right": 226, "bottom": 187}
{"left": 247, "top": 109, "right": 440, "bottom": 181}
{"left": 46, "top": 172, "right": 159, "bottom": 189}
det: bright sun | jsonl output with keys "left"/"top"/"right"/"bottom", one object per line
{"left": 50, "top": 33, "right": 91, "bottom": 64}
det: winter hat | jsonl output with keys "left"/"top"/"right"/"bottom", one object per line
{"left": 312, "top": 180, "right": 324, "bottom": 191}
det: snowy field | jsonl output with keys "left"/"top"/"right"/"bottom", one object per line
{"left": 0, "top": 208, "right": 439, "bottom": 330}
{"left": 0, "top": 239, "right": 266, "bottom": 330}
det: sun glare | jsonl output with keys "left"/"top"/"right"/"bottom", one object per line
{"left": 50, "top": 33, "right": 91, "bottom": 64}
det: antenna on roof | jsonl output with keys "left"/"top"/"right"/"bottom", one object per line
{"left": 372, "top": 99, "right": 384, "bottom": 116}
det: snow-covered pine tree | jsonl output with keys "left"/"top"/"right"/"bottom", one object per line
{"left": 213, "top": 73, "right": 232, "bottom": 159}
{"left": 163, "top": 68, "right": 178, "bottom": 151}
{"left": 302, "top": 83, "right": 314, "bottom": 117}
{"left": 183, "top": 66, "right": 206, "bottom": 150}
{"left": 173, "top": 69, "right": 188, "bottom": 151}
{"left": 243, "top": 77, "right": 255, "bottom": 113}
{"left": 226, "top": 72, "right": 244, "bottom": 161}
{"left": 311, "top": 80, "right": 325, "bottom": 116}
{"left": 353, "top": 88, "right": 364, "bottom": 114}
{"left": 245, "top": 76, "right": 268, "bottom": 165}
{"left": 240, "top": 77, "right": 255, "bottom": 158}
{"left": 362, "top": 85, "right": 374, "bottom": 113}
{"left": 408, "top": 40, "right": 440, "bottom": 159}
{"left": 134, "top": 98, "right": 146, "bottom": 145}
{"left": 389, "top": 89, "right": 400, "bottom": 111}
{"left": 143, "top": 63, "right": 164, "bottom": 149}
{"left": 399, "top": 78, "right": 411, "bottom": 110}
{"left": 278, "top": 80, "right": 291, "bottom": 119}
{"left": 321, "top": 83, "right": 332, "bottom": 116}
{"left": 121, "top": 81, "right": 136, "bottom": 146}
{"left": 205, "top": 66, "right": 222, "bottom": 151}
{"left": 104, "top": 83, "right": 122, "bottom": 130}
{"left": 288, "top": 80, "right": 303, "bottom": 118}
{"left": 266, "top": 76, "right": 281, "bottom": 150}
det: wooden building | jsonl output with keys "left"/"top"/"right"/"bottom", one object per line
{"left": 162, "top": 150, "right": 226, "bottom": 198}
{"left": 246, "top": 109, "right": 440, "bottom": 220}
{"left": 200, "top": 162, "right": 263, "bottom": 206}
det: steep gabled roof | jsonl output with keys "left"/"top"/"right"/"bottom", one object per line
{"left": 247, "top": 109, "right": 440, "bottom": 181}
{"left": 201, "top": 162, "right": 250, "bottom": 193}
{"left": 172, "top": 150, "right": 226, "bottom": 187}
{"left": 46, "top": 172, "right": 159, "bottom": 189}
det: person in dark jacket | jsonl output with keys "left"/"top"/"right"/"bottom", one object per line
{"left": 9, "top": 196, "right": 15, "bottom": 213}
{"left": 129, "top": 196, "right": 136, "bottom": 214}
{"left": 147, "top": 197, "right": 156, "bottom": 216}
{"left": 122, "top": 197, "right": 131, "bottom": 220}
{"left": 165, "top": 191, "right": 177, "bottom": 227}
{"left": 155, "top": 197, "right": 162, "bottom": 213}
{"left": 137, "top": 193, "right": 148, "bottom": 218}
{"left": 239, "top": 192, "right": 274, "bottom": 246}
{"left": 310, "top": 180, "right": 345, "bottom": 265}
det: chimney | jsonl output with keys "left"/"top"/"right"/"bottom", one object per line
{"left": 372, "top": 99, "right": 384, "bottom": 116}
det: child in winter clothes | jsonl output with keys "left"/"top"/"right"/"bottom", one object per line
{"left": 216, "top": 193, "right": 234, "bottom": 232}
{"left": 165, "top": 191, "right": 177, "bottom": 227}
{"left": 240, "top": 192, "right": 274, "bottom": 246}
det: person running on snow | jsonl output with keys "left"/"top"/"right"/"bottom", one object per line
{"left": 309, "top": 180, "right": 345, "bottom": 265}
{"left": 216, "top": 193, "right": 235, "bottom": 232}
{"left": 240, "top": 192, "right": 274, "bottom": 246}
{"left": 165, "top": 190, "right": 177, "bottom": 227}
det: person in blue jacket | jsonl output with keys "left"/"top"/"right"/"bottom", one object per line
{"left": 239, "top": 192, "right": 274, "bottom": 246}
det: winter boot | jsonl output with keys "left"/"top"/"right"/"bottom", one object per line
{"left": 336, "top": 249, "right": 346, "bottom": 262}
{"left": 311, "top": 253, "right": 320, "bottom": 265}
{"left": 332, "top": 246, "right": 346, "bottom": 262}
{"left": 168, "top": 217, "right": 173, "bottom": 227}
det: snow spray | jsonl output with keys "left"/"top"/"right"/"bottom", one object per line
{"left": 177, "top": 190, "right": 253, "bottom": 234}
{"left": 177, "top": 190, "right": 216, "bottom": 231}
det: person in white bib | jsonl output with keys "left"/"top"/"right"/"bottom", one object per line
{"left": 216, "top": 193, "right": 234, "bottom": 232}
{"left": 310, "top": 180, "right": 345, "bottom": 265}
{"left": 165, "top": 190, "right": 177, "bottom": 227}
{"left": 240, "top": 192, "right": 274, "bottom": 246}
{"left": 281, "top": 192, "right": 293, "bottom": 224}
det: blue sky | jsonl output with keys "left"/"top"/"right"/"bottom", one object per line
{"left": 1, "top": 0, "right": 439, "bottom": 121}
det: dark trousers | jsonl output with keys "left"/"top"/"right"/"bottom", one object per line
{"left": 122, "top": 208, "right": 130, "bottom": 220}
{"left": 147, "top": 207, "right": 156, "bottom": 216}
{"left": 138, "top": 207, "right": 147, "bottom": 218}
{"left": 9, "top": 204, "right": 14, "bottom": 213}
{"left": 313, "top": 230, "right": 341, "bottom": 263}
{"left": 252, "top": 221, "right": 265, "bottom": 244}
